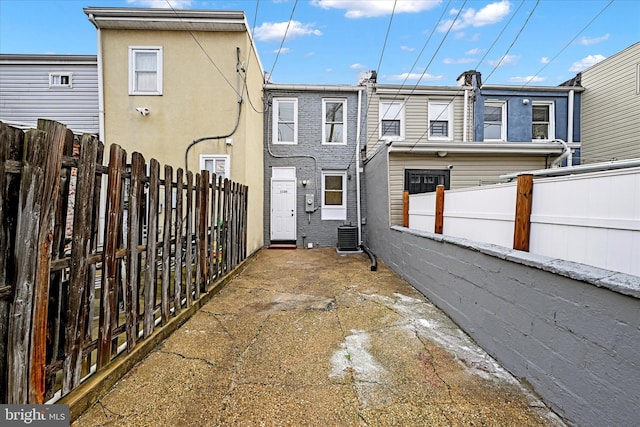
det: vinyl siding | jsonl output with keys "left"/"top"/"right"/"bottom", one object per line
{"left": 581, "top": 42, "right": 640, "bottom": 163}
{"left": 0, "top": 58, "right": 99, "bottom": 134}
{"left": 365, "top": 85, "right": 472, "bottom": 156}
{"left": 387, "top": 153, "right": 547, "bottom": 225}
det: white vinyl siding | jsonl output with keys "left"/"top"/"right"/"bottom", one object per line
{"left": 272, "top": 98, "right": 298, "bottom": 144}
{"left": 0, "top": 55, "right": 99, "bottom": 134}
{"left": 581, "top": 42, "right": 640, "bottom": 163}
{"left": 129, "top": 46, "right": 163, "bottom": 95}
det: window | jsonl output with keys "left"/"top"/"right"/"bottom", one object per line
{"left": 129, "top": 47, "right": 163, "bottom": 95}
{"left": 273, "top": 98, "right": 298, "bottom": 144}
{"left": 321, "top": 171, "right": 346, "bottom": 220}
{"left": 428, "top": 101, "right": 453, "bottom": 140}
{"left": 532, "top": 101, "right": 555, "bottom": 140}
{"left": 379, "top": 101, "right": 404, "bottom": 140}
{"left": 484, "top": 101, "right": 506, "bottom": 141}
{"left": 200, "top": 155, "right": 230, "bottom": 181}
{"left": 49, "top": 73, "right": 72, "bottom": 88}
{"left": 404, "top": 169, "right": 450, "bottom": 194}
{"left": 323, "top": 99, "right": 346, "bottom": 144}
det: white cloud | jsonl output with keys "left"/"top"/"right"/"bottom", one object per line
{"left": 568, "top": 54, "right": 606, "bottom": 72}
{"left": 466, "top": 48, "right": 481, "bottom": 55}
{"left": 385, "top": 72, "right": 444, "bottom": 82}
{"left": 326, "top": 68, "right": 334, "bottom": 72}
{"left": 509, "top": 76, "right": 546, "bottom": 83}
{"left": 127, "top": 0, "right": 193, "bottom": 7}
{"left": 540, "top": 57, "right": 550, "bottom": 64}
{"left": 350, "top": 63, "right": 365, "bottom": 69}
{"left": 312, "top": 0, "right": 441, "bottom": 18}
{"left": 254, "top": 21, "right": 322, "bottom": 42}
{"left": 438, "top": 0, "right": 511, "bottom": 32}
{"left": 400, "top": 45, "right": 415, "bottom": 52}
{"left": 488, "top": 54, "right": 518, "bottom": 67}
{"left": 580, "top": 33, "right": 610, "bottom": 46}
{"left": 273, "top": 47, "right": 291, "bottom": 54}
{"left": 443, "top": 57, "right": 475, "bottom": 65}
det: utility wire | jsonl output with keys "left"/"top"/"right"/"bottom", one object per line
{"left": 268, "top": 0, "right": 299, "bottom": 81}
{"left": 518, "top": 0, "right": 614, "bottom": 87}
{"left": 482, "top": 0, "right": 539, "bottom": 85}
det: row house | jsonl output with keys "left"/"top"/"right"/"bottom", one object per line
{"left": 83, "top": 7, "right": 265, "bottom": 253}
{"left": 363, "top": 71, "right": 583, "bottom": 226}
{"left": 0, "top": 54, "right": 99, "bottom": 134}
{"left": 263, "top": 84, "right": 366, "bottom": 248}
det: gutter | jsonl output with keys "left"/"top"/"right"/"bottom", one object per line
{"left": 355, "top": 86, "right": 364, "bottom": 246}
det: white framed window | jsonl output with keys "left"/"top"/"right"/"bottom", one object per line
{"left": 428, "top": 101, "right": 453, "bottom": 140}
{"left": 484, "top": 100, "right": 506, "bottom": 141}
{"left": 200, "top": 155, "right": 230, "bottom": 181}
{"left": 532, "top": 101, "right": 555, "bottom": 140}
{"left": 322, "top": 99, "right": 347, "bottom": 144}
{"left": 49, "top": 72, "right": 72, "bottom": 88}
{"left": 379, "top": 101, "right": 405, "bottom": 140}
{"left": 321, "top": 170, "right": 346, "bottom": 221}
{"left": 129, "top": 46, "right": 163, "bottom": 95}
{"left": 272, "top": 98, "right": 298, "bottom": 144}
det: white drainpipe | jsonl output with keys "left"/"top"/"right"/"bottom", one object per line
{"left": 566, "top": 89, "right": 575, "bottom": 166}
{"left": 463, "top": 88, "right": 469, "bottom": 142}
{"left": 355, "top": 87, "right": 363, "bottom": 245}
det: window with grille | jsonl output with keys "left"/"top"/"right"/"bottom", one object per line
{"left": 428, "top": 101, "right": 452, "bottom": 140}
{"left": 379, "top": 101, "right": 404, "bottom": 140}
{"left": 49, "top": 73, "right": 72, "bottom": 88}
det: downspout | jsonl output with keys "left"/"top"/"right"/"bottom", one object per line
{"left": 550, "top": 139, "right": 571, "bottom": 168}
{"left": 355, "top": 87, "right": 363, "bottom": 245}
{"left": 463, "top": 88, "right": 469, "bottom": 142}
{"left": 566, "top": 89, "right": 575, "bottom": 165}
{"left": 89, "top": 14, "right": 105, "bottom": 142}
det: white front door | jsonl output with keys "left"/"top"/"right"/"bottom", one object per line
{"left": 271, "top": 178, "right": 296, "bottom": 241}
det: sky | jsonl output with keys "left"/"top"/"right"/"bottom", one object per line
{"left": 0, "top": 0, "right": 638, "bottom": 86}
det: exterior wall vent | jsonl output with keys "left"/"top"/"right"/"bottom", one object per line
{"left": 337, "top": 225, "right": 358, "bottom": 251}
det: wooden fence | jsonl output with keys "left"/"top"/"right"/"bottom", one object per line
{"left": 0, "top": 119, "right": 248, "bottom": 404}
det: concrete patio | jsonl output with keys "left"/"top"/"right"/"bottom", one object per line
{"left": 73, "top": 248, "right": 564, "bottom": 426}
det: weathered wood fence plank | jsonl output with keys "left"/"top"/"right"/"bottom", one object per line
{"left": 98, "top": 144, "right": 126, "bottom": 368}
{"left": 161, "top": 165, "right": 173, "bottom": 324}
{"left": 174, "top": 168, "right": 184, "bottom": 313}
{"left": 144, "top": 159, "right": 160, "bottom": 338}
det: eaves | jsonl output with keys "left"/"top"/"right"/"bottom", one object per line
{"left": 387, "top": 141, "right": 573, "bottom": 155}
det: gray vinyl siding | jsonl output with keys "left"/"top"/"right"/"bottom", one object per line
{"left": 580, "top": 42, "right": 640, "bottom": 164}
{"left": 0, "top": 55, "right": 99, "bottom": 134}
{"left": 387, "top": 153, "right": 547, "bottom": 225}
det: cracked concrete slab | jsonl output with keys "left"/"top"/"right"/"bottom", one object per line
{"left": 74, "top": 248, "right": 565, "bottom": 426}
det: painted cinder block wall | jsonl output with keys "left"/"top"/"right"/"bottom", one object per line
{"left": 364, "top": 149, "right": 640, "bottom": 427}
{"left": 263, "top": 87, "right": 365, "bottom": 248}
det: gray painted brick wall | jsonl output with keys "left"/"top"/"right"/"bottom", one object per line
{"left": 364, "top": 148, "right": 640, "bottom": 426}
{"left": 264, "top": 89, "right": 365, "bottom": 248}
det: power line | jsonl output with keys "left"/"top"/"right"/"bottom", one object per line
{"left": 482, "top": 0, "right": 539, "bottom": 85}
{"left": 268, "top": 0, "right": 299, "bottom": 81}
{"left": 518, "top": 0, "right": 614, "bottom": 88}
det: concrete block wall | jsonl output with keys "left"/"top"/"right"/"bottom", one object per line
{"left": 263, "top": 88, "right": 364, "bottom": 248}
{"left": 364, "top": 149, "right": 640, "bottom": 426}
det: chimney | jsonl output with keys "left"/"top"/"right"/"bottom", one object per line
{"left": 358, "top": 70, "right": 377, "bottom": 85}
{"left": 456, "top": 70, "right": 481, "bottom": 88}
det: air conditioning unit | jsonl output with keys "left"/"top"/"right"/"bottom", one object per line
{"left": 337, "top": 225, "right": 358, "bottom": 252}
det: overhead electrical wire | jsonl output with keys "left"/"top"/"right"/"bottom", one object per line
{"left": 517, "top": 0, "right": 614, "bottom": 88}
{"left": 268, "top": 0, "right": 299, "bottom": 81}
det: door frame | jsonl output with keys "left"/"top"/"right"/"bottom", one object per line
{"left": 270, "top": 167, "right": 297, "bottom": 241}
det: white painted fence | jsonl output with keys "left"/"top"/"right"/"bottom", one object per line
{"left": 409, "top": 166, "right": 640, "bottom": 276}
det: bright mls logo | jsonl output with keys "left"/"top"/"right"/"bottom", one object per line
{"left": 1, "top": 405, "right": 69, "bottom": 426}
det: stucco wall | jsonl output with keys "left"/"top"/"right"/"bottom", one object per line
{"left": 364, "top": 151, "right": 640, "bottom": 426}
